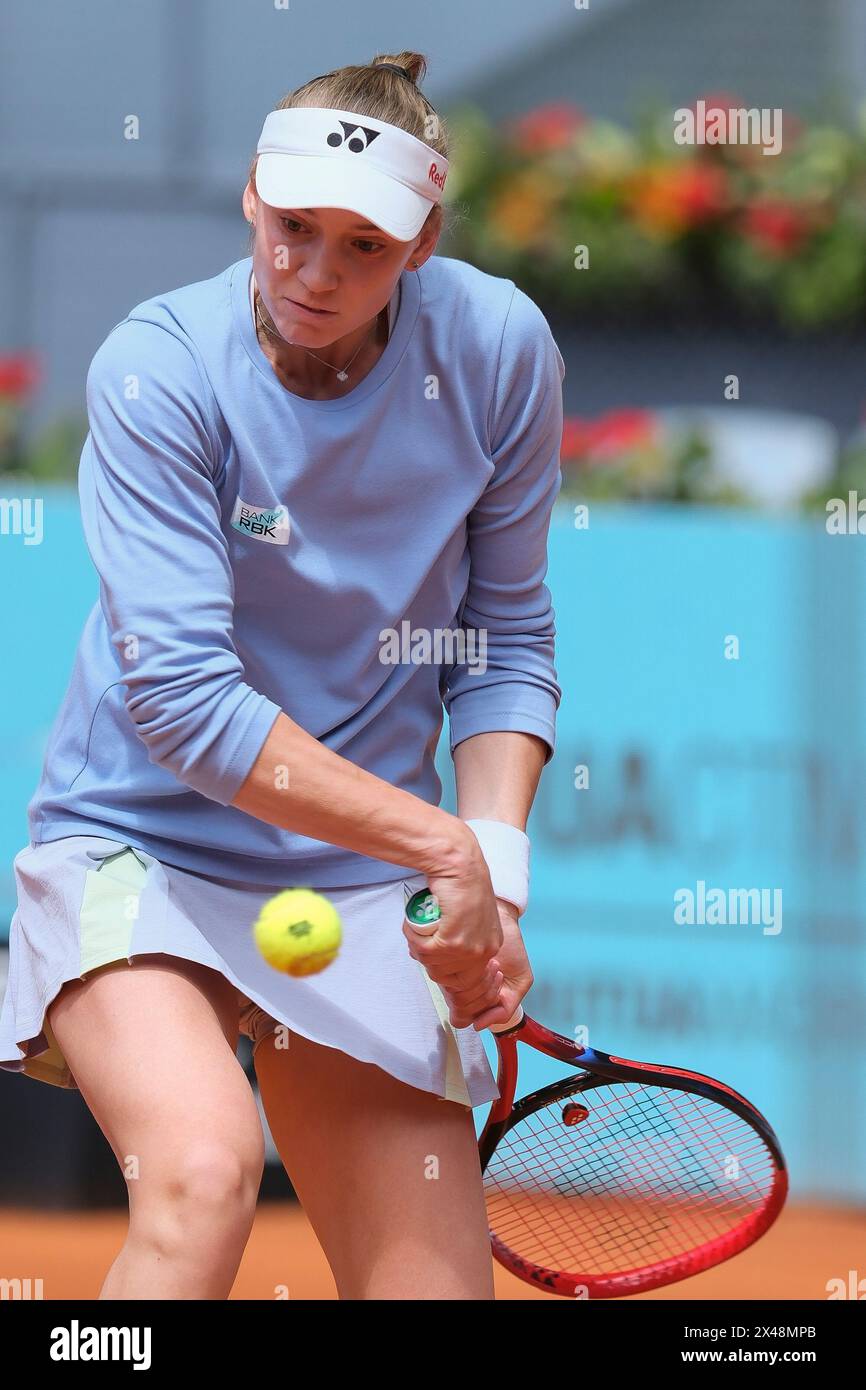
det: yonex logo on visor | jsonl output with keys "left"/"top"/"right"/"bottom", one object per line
{"left": 327, "top": 121, "right": 381, "bottom": 153}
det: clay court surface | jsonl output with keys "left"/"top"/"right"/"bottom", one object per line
{"left": 1, "top": 1202, "right": 861, "bottom": 1299}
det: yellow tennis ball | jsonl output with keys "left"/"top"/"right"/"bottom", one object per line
{"left": 253, "top": 888, "right": 342, "bottom": 978}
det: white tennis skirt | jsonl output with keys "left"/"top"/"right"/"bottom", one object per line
{"left": 0, "top": 835, "right": 500, "bottom": 1109}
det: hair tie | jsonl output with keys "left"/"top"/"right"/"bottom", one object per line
{"left": 377, "top": 62, "right": 413, "bottom": 81}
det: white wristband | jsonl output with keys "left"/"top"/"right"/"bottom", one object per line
{"left": 463, "top": 818, "right": 530, "bottom": 916}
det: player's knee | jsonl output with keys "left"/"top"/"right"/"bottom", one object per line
{"left": 140, "top": 1136, "right": 264, "bottom": 1236}
{"left": 183, "top": 1136, "right": 264, "bottom": 1205}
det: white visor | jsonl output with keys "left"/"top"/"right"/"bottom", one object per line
{"left": 255, "top": 107, "right": 449, "bottom": 242}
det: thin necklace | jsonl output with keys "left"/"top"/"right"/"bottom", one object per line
{"left": 254, "top": 292, "right": 384, "bottom": 383}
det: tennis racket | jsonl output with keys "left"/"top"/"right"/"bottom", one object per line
{"left": 405, "top": 888, "right": 788, "bottom": 1299}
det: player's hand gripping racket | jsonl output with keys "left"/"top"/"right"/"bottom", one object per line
{"left": 405, "top": 888, "right": 788, "bottom": 1299}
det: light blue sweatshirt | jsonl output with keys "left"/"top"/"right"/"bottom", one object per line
{"left": 27, "top": 255, "right": 564, "bottom": 886}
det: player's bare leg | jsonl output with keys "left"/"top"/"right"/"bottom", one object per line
{"left": 254, "top": 1026, "right": 496, "bottom": 1300}
{"left": 46, "top": 956, "right": 265, "bottom": 1298}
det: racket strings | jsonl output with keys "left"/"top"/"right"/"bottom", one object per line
{"left": 484, "top": 1081, "right": 777, "bottom": 1274}
{"left": 487, "top": 1131, "right": 768, "bottom": 1270}
{"left": 487, "top": 1103, "right": 771, "bottom": 1270}
{"left": 488, "top": 1105, "right": 771, "bottom": 1266}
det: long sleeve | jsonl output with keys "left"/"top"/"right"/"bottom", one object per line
{"left": 78, "top": 318, "right": 282, "bottom": 804}
{"left": 443, "top": 287, "right": 564, "bottom": 766}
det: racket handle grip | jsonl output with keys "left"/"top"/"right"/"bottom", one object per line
{"left": 405, "top": 917, "right": 438, "bottom": 935}
{"left": 405, "top": 890, "right": 524, "bottom": 1032}
{"left": 489, "top": 1005, "right": 524, "bottom": 1033}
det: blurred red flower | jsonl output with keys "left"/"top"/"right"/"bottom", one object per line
{"left": 561, "top": 417, "right": 587, "bottom": 457}
{"left": 627, "top": 162, "right": 730, "bottom": 234}
{"left": 739, "top": 199, "right": 814, "bottom": 256}
{"left": 562, "top": 408, "right": 658, "bottom": 461}
{"left": 505, "top": 102, "right": 588, "bottom": 155}
{"left": 673, "top": 162, "right": 731, "bottom": 222}
{"left": 0, "top": 352, "right": 41, "bottom": 399}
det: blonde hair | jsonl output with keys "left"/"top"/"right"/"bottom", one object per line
{"left": 246, "top": 51, "right": 459, "bottom": 251}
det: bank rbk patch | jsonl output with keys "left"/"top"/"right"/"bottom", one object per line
{"left": 231, "top": 496, "right": 290, "bottom": 545}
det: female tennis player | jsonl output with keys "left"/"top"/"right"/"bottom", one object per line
{"left": 0, "top": 52, "right": 564, "bottom": 1300}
